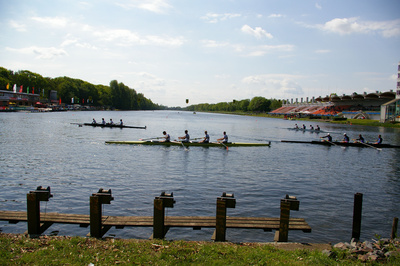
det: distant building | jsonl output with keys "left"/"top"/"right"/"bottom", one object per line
{"left": 0, "top": 90, "right": 40, "bottom": 111}
{"left": 398, "top": 61, "right": 400, "bottom": 99}
{"left": 272, "top": 62, "right": 400, "bottom": 122}
{"left": 380, "top": 61, "right": 400, "bottom": 122}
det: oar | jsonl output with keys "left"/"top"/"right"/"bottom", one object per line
{"left": 356, "top": 141, "right": 382, "bottom": 151}
{"left": 175, "top": 139, "right": 189, "bottom": 151}
{"left": 321, "top": 138, "right": 345, "bottom": 149}
{"left": 139, "top": 137, "right": 162, "bottom": 141}
{"left": 218, "top": 141, "right": 229, "bottom": 150}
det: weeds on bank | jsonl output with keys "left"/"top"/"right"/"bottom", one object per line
{"left": 2, "top": 233, "right": 399, "bottom": 265}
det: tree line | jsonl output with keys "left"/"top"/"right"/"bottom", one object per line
{"left": 0, "top": 66, "right": 282, "bottom": 112}
{"left": 0, "top": 66, "right": 165, "bottom": 110}
{"left": 185, "top": 97, "right": 282, "bottom": 113}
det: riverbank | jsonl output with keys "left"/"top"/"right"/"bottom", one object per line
{"left": 2, "top": 233, "right": 399, "bottom": 265}
{"left": 211, "top": 111, "right": 400, "bottom": 128}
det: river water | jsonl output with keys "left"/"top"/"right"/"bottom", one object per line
{"left": 0, "top": 110, "right": 399, "bottom": 243}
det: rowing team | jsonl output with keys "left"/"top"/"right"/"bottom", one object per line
{"left": 320, "top": 133, "right": 383, "bottom": 144}
{"left": 294, "top": 124, "right": 321, "bottom": 131}
{"left": 92, "top": 118, "right": 123, "bottom": 126}
{"left": 160, "top": 130, "right": 228, "bottom": 143}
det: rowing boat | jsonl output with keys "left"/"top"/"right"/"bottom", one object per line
{"left": 105, "top": 140, "right": 271, "bottom": 147}
{"left": 83, "top": 123, "right": 146, "bottom": 129}
{"left": 281, "top": 140, "right": 400, "bottom": 148}
{"left": 287, "top": 128, "right": 324, "bottom": 133}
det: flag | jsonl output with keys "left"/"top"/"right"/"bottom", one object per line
{"left": 6, "top": 83, "right": 9, "bottom": 90}
{"left": 59, "top": 98, "right": 61, "bottom": 105}
{"left": 19, "top": 85, "right": 23, "bottom": 93}
{"left": 13, "top": 84, "right": 16, "bottom": 93}
{"left": 42, "top": 89, "right": 44, "bottom": 97}
{"left": 71, "top": 97, "right": 74, "bottom": 104}
{"left": 27, "top": 87, "right": 30, "bottom": 94}
{"left": 32, "top": 87, "right": 34, "bottom": 94}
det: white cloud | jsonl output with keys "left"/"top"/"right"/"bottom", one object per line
{"left": 242, "top": 74, "right": 304, "bottom": 97}
{"left": 61, "top": 37, "right": 99, "bottom": 50}
{"left": 6, "top": 46, "right": 68, "bottom": 59}
{"left": 31, "top": 16, "right": 68, "bottom": 28}
{"left": 201, "top": 40, "right": 230, "bottom": 48}
{"left": 241, "top": 25, "right": 273, "bottom": 39}
{"left": 315, "top": 3, "right": 322, "bottom": 10}
{"left": 116, "top": 0, "right": 172, "bottom": 13}
{"left": 202, "top": 39, "right": 293, "bottom": 56}
{"left": 92, "top": 28, "right": 185, "bottom": 47}
{"left": 9, "top": 20, "right": 26, "bottom": 32}
{"left": 268, "top": 14, "right": 284, "bottom": 18}
{"left": 201, "top": 13, "right": 241, "bottom": 23}
{"left": 247, "top": 44, "right": 295, "bottom": 56}
{"left": 319, "top": 17, "right": 400, "bottom": 37}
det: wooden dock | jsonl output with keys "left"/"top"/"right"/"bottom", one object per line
{"left": 0, "top": 187, "right": 311, "bottom": 242}
{"left": 0, "top": 211, "right": 311, "bottom": 231}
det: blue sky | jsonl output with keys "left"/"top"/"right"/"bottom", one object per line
{"left": 1, "top": 0, "right": 399, "bottom": 107}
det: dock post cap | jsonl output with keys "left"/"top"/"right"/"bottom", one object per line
{"left": 29, "top": 186, "right": 53, "bottom": 201}
{"left": 285, "top": 194, "right": 297, "bottom": 200}
{"left": 218, "top": 192, "right": 236, "bottom": 208}
{"left": 159, "top": 191, "right": 173, "bottom": 197}
{"left": 155, "top": 191, "right": 175, "bottom": 207}
{"left": 282, "top": 194, "right": 299, "bottom": 211}
{"left": 91, "top": 188, "right": 114, "bottom": 203}
{"left": 221, "top": 192, "right": 234, "bottom": 198}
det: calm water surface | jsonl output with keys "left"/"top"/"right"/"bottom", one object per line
{"left": 0, "top": 111, "right": 399, "bottom": 243}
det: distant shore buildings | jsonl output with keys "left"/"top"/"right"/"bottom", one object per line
{"left": 271, "top": 62, "right": 400, "bottom": 122}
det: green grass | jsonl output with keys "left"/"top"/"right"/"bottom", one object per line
{"left": 1, "top": 234, "right": 399, "bottom": 265}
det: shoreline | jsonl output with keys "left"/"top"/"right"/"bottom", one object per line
{"left": 207, "top": 111, "right": 400, "bottom": 129}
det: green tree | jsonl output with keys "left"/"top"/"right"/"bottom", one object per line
{"left": 248, "top": 97, "right": 271, "bottom": 112}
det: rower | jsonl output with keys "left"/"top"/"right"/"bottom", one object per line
{"left": 199, "top": 131, "right": 210, "bottom": 143}
{"left": 217, "top": 131, "right": 228, "bottom": 143}
{"left": 178, "top": 130, "right": 190, "bottom": 143}
{"left": 310, "top": 125, "right": 314, "bottom": 130}
{"left": 92, "top": 118, "right": 97, "bottom": 124}
{"left": 321, "top": 133, "right": 332, "bottom": 142}
{"left": 316, "top": 125, "right": 320, "bottom": 131}
{"left": 294, "top": 124, "right": 299, "bottom": 129}
{"left": 342, "top": 133, "right": 349, "bottom": 143}
{"left": 355, "top": 134, "right": 365, "bottom": 143}
{"left": 119, "top": 119, "right": 123, "bottom": 126}
{"left": 302, "top": 124, "right": 306, "bottom": 130}
{"left": 109, "top": 119, "right": 114, "bottom": 125}
{"left": 101, "top": 118, "right": 106, "bottom": 125}
{"left": 374, "top": 134, "right": 383, "bottom": 144}
{"left": 162, "top": 131, "right": 171, "bottom": 142}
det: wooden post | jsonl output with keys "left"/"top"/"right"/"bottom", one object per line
{"left": 391, "top": 217, "right": 398, "bottom": 240}
{"left": 351, "top": 192, "right": 363, "bottom": 241}
{"left": 278, "top": 200, "right": 291, "bottom": 242}
{"left": 214, "top": 192, "right": 235, "bottom": 242}
{"left": 89, "top": 189, "right": 113, "bottom": 238}
{"left": 152, "top": 192, "right": 175, "bottom": 239}
{"left": 275, "top": 195, "right": 300, "bottom": 242}
{"left": 27, "top": 186, "right": 52, "bottom": 237}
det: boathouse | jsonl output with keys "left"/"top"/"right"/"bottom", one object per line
{"left": 0, "top": 90, "right": 40, "bottom": 111}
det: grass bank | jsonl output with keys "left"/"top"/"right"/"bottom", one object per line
{"left": 1, "top": 233, "right": 399, "bottom": 265}
{"left": 210, "top": 111, "right": 400, "bottom": 128}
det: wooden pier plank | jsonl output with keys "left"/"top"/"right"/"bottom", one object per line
{"left": 0, "top": 211, "right": 311, "bottom": 232}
